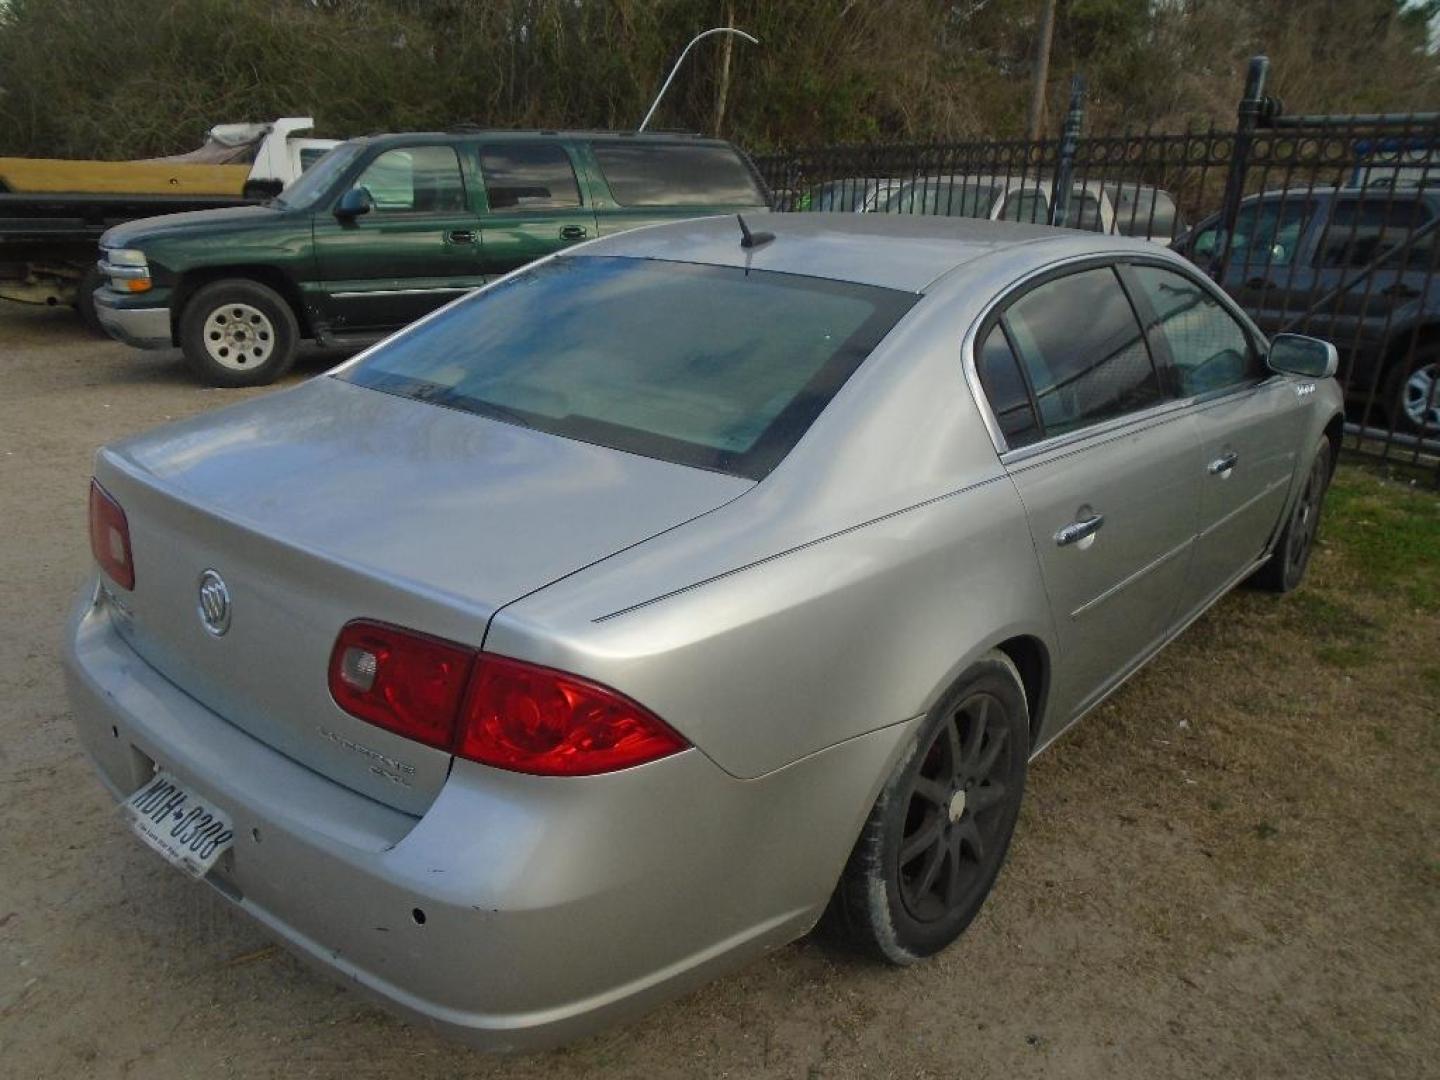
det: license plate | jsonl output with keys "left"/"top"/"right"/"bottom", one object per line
{"left": 123, "top": 772, "right": 235, "bottom": 878}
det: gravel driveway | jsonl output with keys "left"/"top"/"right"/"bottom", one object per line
{"left": 2, "top": 304, "right": 1435, "bottom": 1079}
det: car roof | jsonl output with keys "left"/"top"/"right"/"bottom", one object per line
{"left": 569, "top": 213, "right": 1170, "bottom": 293}
{"left": 348, "top": 129, "right": 740, "bottom": 150}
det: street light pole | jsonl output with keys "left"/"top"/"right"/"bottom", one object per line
{"left": 639, "top": 27, "right": 759, "bottom": 133}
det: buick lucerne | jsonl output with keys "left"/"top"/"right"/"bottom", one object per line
{"left": 64, "top": 214, "right": 1343, "bottom": 1050}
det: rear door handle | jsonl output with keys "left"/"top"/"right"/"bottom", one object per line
{"left": 1055, "top": 513, "right": 1105, "bottom": 548}
{"left": 1208, "top": 451, "right": 1239, "bottom": 476}
{"left": 559, "top": 225, "right": 588, "bottom": 241}
{"left": 446, "top": 229, "right": 477, "bottom": 244}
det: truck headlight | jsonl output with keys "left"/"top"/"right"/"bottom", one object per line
{"left": 100, "top": 249, "right": 152, "bottom": 292}
{"left": 105, "top": 249, "right": 149, "bottom": 268}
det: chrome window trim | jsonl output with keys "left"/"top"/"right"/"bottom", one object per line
{"left": 330, "top": 286, "right": 477, "bottom": 299}
{"left": 960, "top": 249, "right": 1273, "bottom": 460}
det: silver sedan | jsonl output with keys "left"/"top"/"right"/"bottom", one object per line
{"left": 64, "top": 214, "right": 1343, "bottom": 1051}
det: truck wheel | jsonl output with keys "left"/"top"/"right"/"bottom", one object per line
{"left": 1384, "top": 345, "right": 1440, "bottom": 435}
{"left": 180, "top": 279, "right": 299, "bottom": 387}
{"left": 75, "top": 266, "right": 105, "bottom": 336}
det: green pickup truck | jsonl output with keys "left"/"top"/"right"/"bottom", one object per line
{"left": 94, "top": 130, "right": 770, "bottom": 385}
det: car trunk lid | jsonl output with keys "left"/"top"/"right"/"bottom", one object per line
{"left": 94, "top": 376, "right": 751, "bottom": 814}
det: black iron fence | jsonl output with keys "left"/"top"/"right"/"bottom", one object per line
{"left": 753, "top": 57, "right": 1440, "bottom": 482}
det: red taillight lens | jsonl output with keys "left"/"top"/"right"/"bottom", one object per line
{"left": 456, "top": 655, "right": 689, "bottom": 776}
{"left": 327, "top": 622, "right": 688, "bottom": 775}
{"left": 89, "top": 479, "right": 135, "bottom": 590}
{"left": 327, "top": 621, "right": 475, "bottom": 751}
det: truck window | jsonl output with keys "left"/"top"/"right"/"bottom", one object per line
{"left": 354, "top": 147, "right": 466, "bottom": 213}
{"left": 591, "top": 144, "right": 766, "bottom": 207}
{"left": 1317, "top": 198, "right": 1436, "bottom": 270}
{"left": 478, "top": 145, "right": 582, "bottom": 211}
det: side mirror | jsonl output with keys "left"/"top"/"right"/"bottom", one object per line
{"left": 1268, "top": 333, "right": 1338, "bottom": 379}
{"left": 335, "top": 187, "right": 374, "bottom": 219}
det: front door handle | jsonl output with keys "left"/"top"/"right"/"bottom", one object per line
{"left": 1208, "top": 451, "right": 1239, "bottom": 476}
{"left": 1381, "top": 282, "right": 1421, "bottom": 299}
{"left": 1055, "top": 512, "right": 1105, "bottom": 548}
{"left": 446, "top": 229, "right": 477, "bottom": 244}
{"left": 559, "top": 225, "right": 588, "bottom": 241}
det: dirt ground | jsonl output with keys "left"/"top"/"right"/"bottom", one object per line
{"left": 1, "top": 302, "right": 1437, "bottom": 1080}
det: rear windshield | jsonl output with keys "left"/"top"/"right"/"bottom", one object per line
{"left": 591, "top": 143, "right": 767, "bottom": 207}
{"left": 339, "top": 257, "right": 915, "bottom": 479}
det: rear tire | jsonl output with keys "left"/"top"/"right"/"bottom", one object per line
{"left": 1383, "top": 345, "right": 1440, "bottom": 435}
{"left": 1254, "top": 437, "right": 1331, "bottom": 593}
{"left": 179, "top": 279, "right": 299, "bottom": 387}
{"left": 823, "top": 651, "right": 1029, "bottom": 964}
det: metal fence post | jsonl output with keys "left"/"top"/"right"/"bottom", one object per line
{"left": 1212, "top": 55, "right": 1269, "bottom": 282}
{"left": 1049, "top": 73, "right": 1086, "bottom": 226}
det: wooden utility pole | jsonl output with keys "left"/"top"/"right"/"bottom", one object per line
{"left": 1026, "top": 0, "right": 1057, "bottom": 140}
{"left": 714, "top": 2, "right": 736, "bottom": 135}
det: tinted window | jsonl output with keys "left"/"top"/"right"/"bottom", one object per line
{"left": 591, "top": 144, "right": 766, "bottom": 207}
{"left": 339, "top": 257, "right": 916, "bottom": 479}
{"left": 1003, "top": 267, "right": 1163, "bottom": 436}
{"left": 976, "top": 325, "right": 1041, "bottom": 447}
{"left": 880, "top": 181, "right": 998, "bottom": 217}
{"left": 1318, "top": 197, "right": 1436, "bottom": 270}
{"left": 1130, "top": 265, "right": 1258, "bottom": 396}
{"left": 277, "top": 142, "right": 362, "bottom": 209}
{"left": 1231, "top": 198, "right": 1311, "bottom": 268}
{"left": 479, "top": 144, "right": 581, "bottom": 210}
{"left": 1058, "top": 191, "right": 1105, "bottom": 232}
{"left": 353, "top": 146, "right": 466, "bottom": 212}
{"left": 1107, "top": 186, "right": 1181, "bottom": 240}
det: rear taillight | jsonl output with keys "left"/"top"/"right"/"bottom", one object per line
{"left": 89, "top": 479, "right": 134, "bottom": 590}
{"left": 328, "top": 621, "right": 474, "bottom": 751}
{"left": 326, "top": 620, "right": 688, "bottom": 776}
{"left": 457, "top": 655, "right": 689, "bottom": 776}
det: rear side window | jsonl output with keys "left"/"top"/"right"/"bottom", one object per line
{"left": 1002, "top": 267, "right": 1164, "bottom": 437}
{"left": 1318, "top": 197, "right": 1436, "bottom": 270}
{"left": 975, "top": 325, "right": 1042, "bottom": 447}
{"left": 354, "top": 146, "right": 466, "bottom": 212}
{"left": 338, "top": 256, "right": 916, "bottom": 479}
{"left": 999, "top": 191, "right": 1047, "bottom": 223}
{"left": 1129, "top": 265, "right": 1259, "bottom": 396}
{"left": 479, "top": 144, "right": 582, "bottom": 210}
{"left": 591, "top": 144, "right": 766, "bottom": 207}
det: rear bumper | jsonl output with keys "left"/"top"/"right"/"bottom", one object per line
{"left": 95, "top": 287, "right": 171, "bottom": 348}
{"left": 62, "top": 580, "right": 911, "bottom": 1051}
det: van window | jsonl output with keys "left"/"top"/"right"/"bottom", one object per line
{"left": 591, "top": 144, "right": 766, "bottom": 207}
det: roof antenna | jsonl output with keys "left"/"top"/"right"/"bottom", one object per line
{"left": 737, "top": 213, "right": 774, "bottom": 249}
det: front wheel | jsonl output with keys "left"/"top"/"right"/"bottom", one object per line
{"left": 823, "top": 651, "right": 1029, "bottom": 964}
{"left": 1253, "top": 436, "right": 1331, "bottom": 594}
{"left": 179, "top": 279, "right": 299, "bottom": 387}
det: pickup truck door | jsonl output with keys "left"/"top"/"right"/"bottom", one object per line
{"left": 312, "top": 143, "right": 486, "bottom": 334}
{"left": 1123, "top": 262, "right": 1304, "bottom": 619}
{"left": 474, "top": 143, "right": 598, "bottom": 277}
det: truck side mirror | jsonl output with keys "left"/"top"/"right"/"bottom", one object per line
{"left": 335, "top": 188, "right": 374, "bottom": 219}
{"left": 1268, "top": 333, "right": 1338, "bottom": 379}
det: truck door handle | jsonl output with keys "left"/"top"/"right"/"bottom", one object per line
{"left": 1208, "top": 451, "right": 1239, "bottom": 477}
{"left": 559, "top": 225, "right": 588, "bottom": 241}
{"left": 1381, "top": 282, "right": 1421, "bottom": 299}
{"left": 446, "top": 229, "right": 477, "bottom": 244}
{"left": 1055, "top": 513, "right": 1105, "bottom": 548}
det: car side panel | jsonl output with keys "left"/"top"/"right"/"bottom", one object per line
{"left": 485, "top": 474, "right": 1053, "bottom": 780}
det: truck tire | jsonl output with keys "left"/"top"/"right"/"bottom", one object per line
{"left": 179, "top": 279, "right": 300, "bottom": 387}
{"left": 75, "top": 266, "right": 105, "bottom": 336}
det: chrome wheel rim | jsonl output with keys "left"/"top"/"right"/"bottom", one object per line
{"left": 1402, "top": 362, "right": 1440, "bottom": 431}
{"left": 897, "top": 691, "right": 1012, "bottom": 923}
{"left": 203, "top": 303, "right": 275, "bottom": 371}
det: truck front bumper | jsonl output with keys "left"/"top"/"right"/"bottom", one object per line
{"left": 95, "top": 287, "right": 171, "bottom": 349}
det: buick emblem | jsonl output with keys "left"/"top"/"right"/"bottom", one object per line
{"left": 197, "top": 569, "right": 232, "bottom": 636}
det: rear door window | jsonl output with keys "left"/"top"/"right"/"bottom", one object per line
{"left": 478, "top": 144, "right": 582, "bottom": 210}
{"left": 1317, "top": 197, "right": 1436, "bottom": 270}
{"left": 591, "top": 144, "right": 766, "bottom": 207}
{"left": 975, "top": 324, "right": 1042, "bottom": 447}
{"left": 1002, "top": 266, "right": 1165, "bottom": 437}
{"left": 999, "top": 191, "right": 1047, "bottom": 223}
